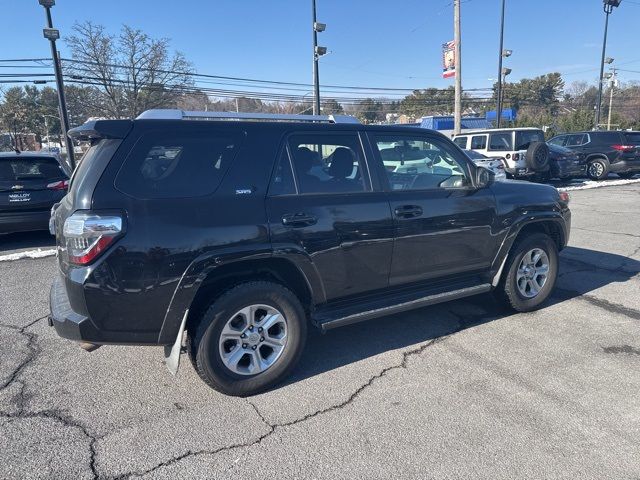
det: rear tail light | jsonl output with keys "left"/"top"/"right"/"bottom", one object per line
{"left": 47, "top": 180, "right": 69, "bottom": 190}
{"left": 612, "top": 144, "right": 635, "bottom": 152}
{"left": 558, "top": 191, "right": 570, "bottom": 204}
{"left": 62, "top": 213, "right": 123, "bottom": 265}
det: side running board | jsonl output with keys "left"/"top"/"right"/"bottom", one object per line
{"left": 318, "top": 284, "right": 492, "bottom": 331}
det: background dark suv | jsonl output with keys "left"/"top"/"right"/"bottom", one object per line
{"left": 50, "top": 110, "right": 571, "bottom": 396}
{"left": 549, "top": 131, "right": 640, "bottom": 180}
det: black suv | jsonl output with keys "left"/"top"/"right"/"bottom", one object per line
{"left": 50, "top": 110, "right": 571, "bottom": 396}
{"left": 1, "top": 151, "right": 69, "bottom": 234}
{"left": 549, "top": 130, "right": 640, "bottom": 180}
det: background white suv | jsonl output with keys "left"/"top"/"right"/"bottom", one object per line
{"left": 453, "top": 128, "right": 549, "bottom": 179}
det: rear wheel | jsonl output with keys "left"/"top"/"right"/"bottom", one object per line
{"left": 587, "top": 158, "right": 609, "bottom": 180}
{"left": 495, "top": 233, "right": 558, "bottom": 312}
{"left": 617, "top": 172, "right": 637, "bottom": 179}
{"left": 188, "top": 281, "right": 307, "bottom": 396}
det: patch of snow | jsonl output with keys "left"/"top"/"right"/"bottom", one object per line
{"left": 0, "top": 248, "right": 57, "bottom": 262}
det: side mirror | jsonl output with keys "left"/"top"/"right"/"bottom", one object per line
{"left": 475, "top": 166, "right": 495, "bottom": 188}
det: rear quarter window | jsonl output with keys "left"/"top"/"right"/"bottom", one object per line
{"left": 453, "top": 137, "right": 468, "bottom": 148}
{"left": 593, "top": 132, "right": 623, "bottom": 145}
{"left": 115, "top": 130, "right": 243, "bottom": 199}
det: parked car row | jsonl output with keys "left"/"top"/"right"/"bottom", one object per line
{"left": 453, "top": 127, "right": 640, "bottom": 182}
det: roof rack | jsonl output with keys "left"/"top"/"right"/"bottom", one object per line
{"left": 136, "top": 109, "right": 360, "bottom": 124}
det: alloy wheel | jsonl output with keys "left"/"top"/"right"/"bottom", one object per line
{"left": 218, "top": 304, "right": 288, "bottom": 376}
{"left": 516, "top": 248, "right": 550, "bottom": 299}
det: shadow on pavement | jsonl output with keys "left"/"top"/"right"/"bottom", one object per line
{"left": 286, "top": 246, "right": 640, "bottom": 387}
{"left": 0, "top": 230, "right": 55, "bottom": 253}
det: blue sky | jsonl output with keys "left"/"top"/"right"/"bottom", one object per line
{"left": 2, "top": 0, "right": 640, "bottom": 97}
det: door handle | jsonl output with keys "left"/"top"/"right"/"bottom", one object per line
{"left": 282, "top": 212, "right": 317, "bottom": 228}
{"left": 394, "top": 205, "right": 423, "bottom": 219}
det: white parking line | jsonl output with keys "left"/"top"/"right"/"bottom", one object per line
{"left": 0, "top": 248, "right": 57, "bottom": 262}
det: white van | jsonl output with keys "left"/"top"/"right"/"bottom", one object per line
{"left": 452, "top": 128, "right": 549, "bottom": 179}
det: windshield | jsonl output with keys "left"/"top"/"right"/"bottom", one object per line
{"left": 515, "top": 130, "right": 545, "bottom": 150}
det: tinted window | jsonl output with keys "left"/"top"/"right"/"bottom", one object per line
{"left": 269, "top": 149, "right": 296, "bottom": 195}
{"left": 548, "top": 136, "right": 566, "bottom": 147}
{"left": 116, "top": 130, "right": 242, "bottom": 199}
{"left": 515, "top": 130, "right": 545, "bottom": 150}
{"left": 623, "top": 132, "right": 640, "bottom": 145}
{"left": 593, "top": 132, "right": 623, "bottom": 145}
{"left": 565, "top": 134, "right": 587, "bottom": 147}
{"left": 0, "top": 157, "right": 66, "bottom": 182}
{"left": 471, "top": 135, "right": 487, "bottom": 150}
{"left": 287, "top": 134, "right": 367, "bottom": 194}
{"left": 374, "top": 135, "right": 470, "bottom": 191}
{"left": 489, "top": 133, "right": 512, "bottom": 151}
{"left": 453, "top": 137, "right": 468, "bottom": 148}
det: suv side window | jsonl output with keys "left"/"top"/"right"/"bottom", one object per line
{"left": 287, "top": 133, "right": 368, "bottom": 194}
{"left": 593, "top": 132, "right": 622, "bottom": 145}
{"left": 268, "top": 149, "right": 296, "bottom": 195}
{"left": 373, "top": 134, "right": 470, "bottom": 191}
{"left": 115, "top": 129, "right": 242, "bottom": 199}
{"left": 548, "top": 136, "right": 566, "bottom": 147}
{"left": 471, "top": 135, "right": 487, "bottom": 150}
{"left": 565, "top": 134, "right": 587, "bottom": 147}
{"left": 453, "top": 136, "right": 468, "bottom": 149}
{"left": 489, "top": 133, "right": 512, "bottom": 151}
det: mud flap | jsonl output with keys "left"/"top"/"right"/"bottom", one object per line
{"left": 163, "top": 310, "right": 188, "bottom": 376}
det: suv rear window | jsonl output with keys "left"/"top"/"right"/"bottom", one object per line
{"left": 115, "top": 130, "right": 242, "bottom": 199}
{"left": 0, "top": 156, "right": 66, "bottom": 183}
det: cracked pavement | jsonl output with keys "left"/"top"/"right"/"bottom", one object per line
{"left": 1, "top": 184, "right": 640, "bottom": 480}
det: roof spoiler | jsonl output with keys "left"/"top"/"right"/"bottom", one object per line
{"left": 68, "top": 119, "right": 133, "bottom": 141}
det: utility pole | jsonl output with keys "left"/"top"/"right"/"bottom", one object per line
{"left": 607, "top": 67, "right": 617, "bottom": 131}
{"left": 38, "top": 0, "right": 75, "bottom": 169}
{"left": 496, "top": 0, "right": 506, "bottom": 128}
{"left": 453, "top": 0, "right": 462, "bottom": 134}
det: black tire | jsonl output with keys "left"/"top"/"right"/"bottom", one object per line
{"left": 617, "top": 172, "right": 637, "bottom": 179}
{"left": 187, "top": 281, "right": 307, "bottom": 396}
{"left": 525, "top": 142, "right": 550, "bottom": 171}
{"left": 587, "top": 157, "right": 609, "bottom": 180}
{"left": 495, "top": 233, "right": 558, "bottom": 312}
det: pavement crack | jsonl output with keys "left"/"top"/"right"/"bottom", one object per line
{"left": 0, "top": 408, "right": 99, "bottom": 479}
{"left": 572, "top": 227, "right": 640, "bottom": 240}
{"left": 0, "top": 315, "right": 47, "bottom": 393}
{"left": 111, "top": 336, "right": 452, "bottom": 479}
{"left": 556, "top": 288, "right": 640, "bottom": 321}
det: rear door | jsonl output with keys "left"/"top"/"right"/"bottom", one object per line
{"left": 266, "top": 130, "right": 394, "bottom": 301}
{"left": 0, "top": 155, "right": 68, "bottom": 214}
{"left": 367, "top": 131, "right": 498, "bottom": 287}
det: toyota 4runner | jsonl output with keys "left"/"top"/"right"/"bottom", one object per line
{"left": 50, "top": 110, "right": 571, "bottom": 396}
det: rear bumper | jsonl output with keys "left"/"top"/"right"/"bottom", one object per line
{"left": 609, "top": 158, "right": 640, "bottom": 173}
{"left": 0, "top": 211, "right": 50, "bottom": 234}
{"left": 50, "top": 275, "right": 160, "bottom": 345}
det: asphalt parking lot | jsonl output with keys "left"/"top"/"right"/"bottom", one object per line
{"left": 1, "top": 181, "right": 639, "bottom": 480}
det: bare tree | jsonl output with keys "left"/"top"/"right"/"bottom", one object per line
{"left": 65, "top": 22, "right": 194, "bottom": 119}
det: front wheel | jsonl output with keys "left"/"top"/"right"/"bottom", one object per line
{"left": 495, "top": 233, "right": 559, "bottom": 312}
{"left": 187, "top": 281, "right": 307, "bottom": 396}
{"left": 587, "top": 159, "right": 609, "bottom": 180}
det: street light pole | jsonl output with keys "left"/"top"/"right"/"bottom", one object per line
{"left": 38, "top": 0, "right": 75, "bottom": 169}
{"left": 606, "top": 68, "right": 617, "bottom": 131}
{"left": 595, "top": 0, "right": 621, "bottom": 129}
{"left": 311, "top": 0, "right": 321, "bottom": 115}
{"left": 495, "top": 0, "right": 506, "bottom": 128}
